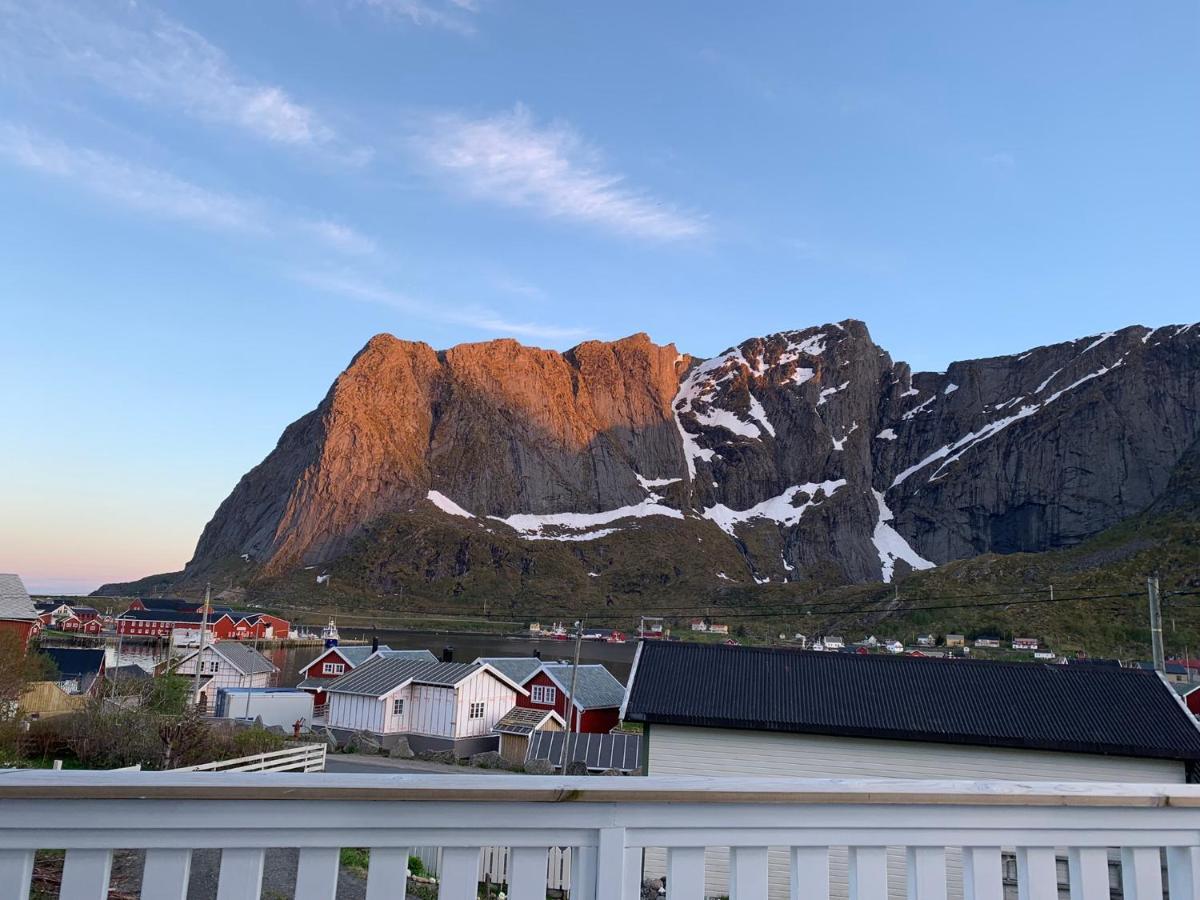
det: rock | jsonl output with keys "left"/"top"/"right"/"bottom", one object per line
{"left": 469, "top": 750, "right": 506, "bottom": 769}
{"left": 103, "top": 321, "right": 1200, "bottom": 598}
{"left": 523, "top": 757, "right": 555, "bottom": 775}
{"left": 388, "top": 738, "right": 414, "bottom": 759}
{"left": 600, "top": 768, "right": 621, "bottom": 776}
{"left": 416, "top": 749, "right": 457, "bottom": 765}
{"left": 349, "top": 732, "right": 381, "bottom": 754}
{"left": 564, "top": 760, "right": 590, "bottom": 776}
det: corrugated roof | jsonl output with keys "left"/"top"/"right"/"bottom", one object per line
{"left": 0, "top": 574, "right": 37, "bottom": 622}
{"left": 541, "top": 663, "right": 626, "bottom": 710}
{"left": 475, "top": 657, "right": 544, "bottom": 685}
{"left": 375, "top": 648, "right": 437, "bottom": 664}
{"left": 213, "top": 642, "right": 278, "bottom": 675}
{"left": 493, "top": 707, "right": 561, "bottom": 735}
{"left": 325, "top": 656, "right": 482, "bottom": 697}
{"left": 623, "top": 641, "right": 1200, "bottom": 762}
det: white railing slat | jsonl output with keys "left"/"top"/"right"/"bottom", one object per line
{"left": 507, "top": 846, "right": 548, "bottom": 900}
{"left": 364, "top": 847, "right": 409, "bottom": 900}
{"left": 1015, "top": 847, "right": 1058, "bottom": 900}
{"left": 1067, "top": 846, "right": 1109, "bottom": 900}
{"left": 438, "top": 846, "right": 481, "bottom": 900}
{"left": 963, "top": 846, "right": 1003, "bottom": 900}
{"left": 1168, "top": 846, "right": 1200, "bottom": 900}
{"left": 0, "top": 850, "right": 34, "bottom": 900}
{"left": 572, "top": 844, "right": 598, "bottom": 900}
{"left": 595, "top": 827, "right": 639, "bottom": 900}
{"left": 1121, "top": 846, "right": 1164, "bottom": 900}
{"left": 906, "top": 846, "right": 946, "bottom": 900}
{"left": 730, "top": 846, "right": 769, "bottom": 900}
{"left": 790, "top": 846, "right": 829, "bottom": 900}
{"left": 141, "top": 848, "right": 193, "bottom": 900}
{"left": 216, "top": 848, "right": 265, "bottom": 900}
{"left": 849, "top": 846, "right": 889, "bottom": 900}
{"left": 59, "top": 849, "right": 112, "bottom": 900}
{"left": 294, "top": 847, "right": 340, "bottom": 900}
{"left": 666, "top": 846, "right": 706, "bottom": 899}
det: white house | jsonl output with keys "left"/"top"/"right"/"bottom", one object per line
{"left": 173, "top": 642, "right": 277, "bottom": 706}
{"left": 623, "top": 640, "right": 1200, "bottom": 900}
{"left": 324, "top": 656, "right": 527, "bottom": 756}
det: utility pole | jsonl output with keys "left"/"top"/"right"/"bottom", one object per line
{"left": 559, "top": 619, "right": 583, "bottom": 772}
{"left": 192, "top": 583, "right": 212, "bottom": 709}
{"left": 1149, "top": 576, "right": 1165, "bottom": 675}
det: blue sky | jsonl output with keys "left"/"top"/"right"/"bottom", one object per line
{"left": 1, "top": 0, "right": 1197, "bottom": 593}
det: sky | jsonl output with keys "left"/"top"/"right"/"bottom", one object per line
{"left": 1, "top": 0, "right": 1197, "bottom": 594}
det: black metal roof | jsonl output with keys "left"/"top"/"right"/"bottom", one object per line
{"left": 527, "top": 731, "right": 642, "bottom": 772}
{"left": 39, "top": 647, "right": 105, "bottom": 679}
{"left": 623, "top": 641, "right": 1200, "bottom": 762}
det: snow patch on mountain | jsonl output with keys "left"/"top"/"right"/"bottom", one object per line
{"left": 871, "top": 489, "right": 935, "bottom": 583}
{"left": 495, "top": 498, "right": 684, "bottom": 540}
{"left": 427, "top": 490, "right": 475, "bottom": 518}
{"left": 817, "top": 381, "right": 850, "bottom": 406}
{"left": 943, "top": 383, "right": 959, "bottom": 395}
{"left": 703, "top": 480, "right": 846, "bottom": 536}
{"left": 876, "top": 428, "right": 898, "bottom": 441}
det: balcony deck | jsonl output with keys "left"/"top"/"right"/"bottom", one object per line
{"left": 1, "top": 771, "right": 1198, "bottom": 899}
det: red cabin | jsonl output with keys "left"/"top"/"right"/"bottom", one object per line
{"left": 515, "top": 663, "right": 626, "bottom": 734}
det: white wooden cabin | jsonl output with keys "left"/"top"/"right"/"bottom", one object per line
{"left": 173, "top": 642, "right": 277, "bottom": 706}
{"left": 623, "top": 640, "right": 1200, "bottom": 900}
{"left": 325, "top": 657, "right": 526, "bottom": 756}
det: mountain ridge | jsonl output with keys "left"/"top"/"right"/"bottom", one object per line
{"left": 97, "top": 319, "right": 1200, "bottom": 604}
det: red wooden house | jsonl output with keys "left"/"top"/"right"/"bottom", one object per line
{"left": 0, "top": 574, "right": 39, "bottom": 649}
{"left": 515, "top": 662, "right": 627, "bottom": 734}
{"left": 296, "top": 645, "right": 435, "bottom": 707}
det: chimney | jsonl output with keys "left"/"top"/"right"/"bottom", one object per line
{"left": 442, "top": 645, "right": 454, "bottom": 663}
{"left": 532, "top": 649, "right": 541, "bottom": 660}
{"left": 371, "top": 634, "right": 379, "bottom": 652}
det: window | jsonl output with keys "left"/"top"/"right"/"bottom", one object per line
{"left": 469, "top": 702, "right": 485, "bottom": 719}
{"left": 203, "top": 660, "right": 220, "bottom": 674}
{"left": 392, "top": 698, "right": 404, "bottom": 716}
{"left": 322, "top": 662, "right": 345, "bottom": 675}
{"left": 531, "top": 685, "right": 557, "bottom": 705}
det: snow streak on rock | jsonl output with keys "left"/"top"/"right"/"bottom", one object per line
{"left": 871, "top": 488, "right": 935, "bottom": 583}
{"left": 703, "top": 480, "right": 846, "bottom": 537}
{"left": 494, "top": 498, "right": 684, "bottom": 540}
{"left": 427, "top": 490, "right": 475, "bottom": 518}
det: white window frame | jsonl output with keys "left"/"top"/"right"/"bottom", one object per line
{"left": 392, "top": 698, "right": 404, "bottom": 716}
{"left": 322, "top": 662, "right": 345, "bottom": 675}
{"left": 531, "top": 684, "right": 557, "bottom": 706}
{"left": 468, "top": 701, "right": 485, "bottom": 720}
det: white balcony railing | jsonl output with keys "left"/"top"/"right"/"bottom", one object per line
{"left": 1, "top": 772, "right": 1199, "bottom": 899}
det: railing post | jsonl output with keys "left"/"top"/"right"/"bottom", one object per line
{"left": 666, "top": 847, "right": 706, "bottom": 899}
{"left": 364, "top": 847, "right": 410, "bottom": 900}
{"left": 1168, "top": 846, "right": 1200, "bottom": 900}
{"left": 790, "top": 846, "right": 829, "bottom": 900}
{"left": 1068, "top": 847, "right": 1109, "bottom": 900}
{"left": 1121, "top": 847, "right": 1164, "bottom": 900}
{"left": 216, "top": 848, "right": 265, "bottom": 900}
{"left": 572, "top": 844, "right": 598, "bottom": 900}
{"left": 141, "top": 848, "right": 193, "bottom": 900}
{"left": 730, "top": 846, "right": 769, "bottom": 900}
{"left": 0, "top": 850, "right": 34, "bottom": 900}
{"left": 507, "top": 846, "right": 549, "bottom": 900}
{"left": 848, "top": 847, "right": 888, "bottom": 900}
{"left": 595, "top": 827, "right": 640, "bottom": 900}
{"left": 439, "top": 847, "right": 482, "bottom": 900}
{"left": 963, "top": 847, "right": 1003, "bottom": 900}
{"left": 60, "top": 849, "right": 113, "bottom": 900}
{"left": 906, "top": 847, "right": 946, "bottom": 900}
{"left": 1016, "top": 847, "right": 1058, "bottom": 900}
{"left": 294, "top": 847, "right": 340, "bottom": 900}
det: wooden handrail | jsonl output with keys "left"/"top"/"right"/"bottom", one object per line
{"left": 2, "top": 772, "right": 1198, "bottom": 806}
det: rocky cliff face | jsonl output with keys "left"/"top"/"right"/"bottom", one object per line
{"left": 181, "top": 320, "right": 1200, "bottom": 589}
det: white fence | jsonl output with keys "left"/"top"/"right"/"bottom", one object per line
{"left": 173, "top": 742, "right": 326, "bottom": 773}
{"left": 1, "top": 773, "right": 1200, "bottom": 899}
{"left": 413, "top": 844, "right": 573, "bottom": 890}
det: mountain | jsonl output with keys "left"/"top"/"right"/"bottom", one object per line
{"left": 97, "top": 320, "right": 1200, "bottom": 610}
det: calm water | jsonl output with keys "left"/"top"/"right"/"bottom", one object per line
{"left": 48, "top": 629, "right": 638, "bottom": 689}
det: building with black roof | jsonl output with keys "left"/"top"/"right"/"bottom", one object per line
{"left": 623, "top": 640, "right": 1200, "bottom": 781}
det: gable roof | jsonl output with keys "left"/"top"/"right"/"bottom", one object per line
{"left": 374, "top": 648, "right": 437, "bottom": 664}
{"left": 176, "top": 642, "right": 277, "bottom": 675}
{"left": 325, "top": 656, "right": 484, "bottom": 697}
{"left": 0, "top": 575, "right": 38, "bottom": 622}
{"left": 474, "top": 656, "right": 544, "bottom": 685}
{"left": 540, "top": 663, "right": 626, "bottom": 710}
{"left": 623, "top": 641, "right": 1200, "bottom": 763}
{"left": 493, "top": 706, "right": 563, "bottom": 735}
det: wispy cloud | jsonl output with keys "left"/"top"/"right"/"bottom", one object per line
{"left": 0, "top": 123, "right": 263, "bottom": 232}
{"left": 0, "top": 0, "right": 366, "bottom": 160}
{"left": 295, "top": 269, "right": 588, "bottom": 341}
{"left": 982, "top": 151, "right": 1016, "bottom": 170}
{"left": 415, "top": 104, "right": 707, "bottom": 241}
{"left": 356, "top": 0, "right": 481, "bottom": 35}
{"left": 0, "top": 124, "right": 375, "bottom": 254}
